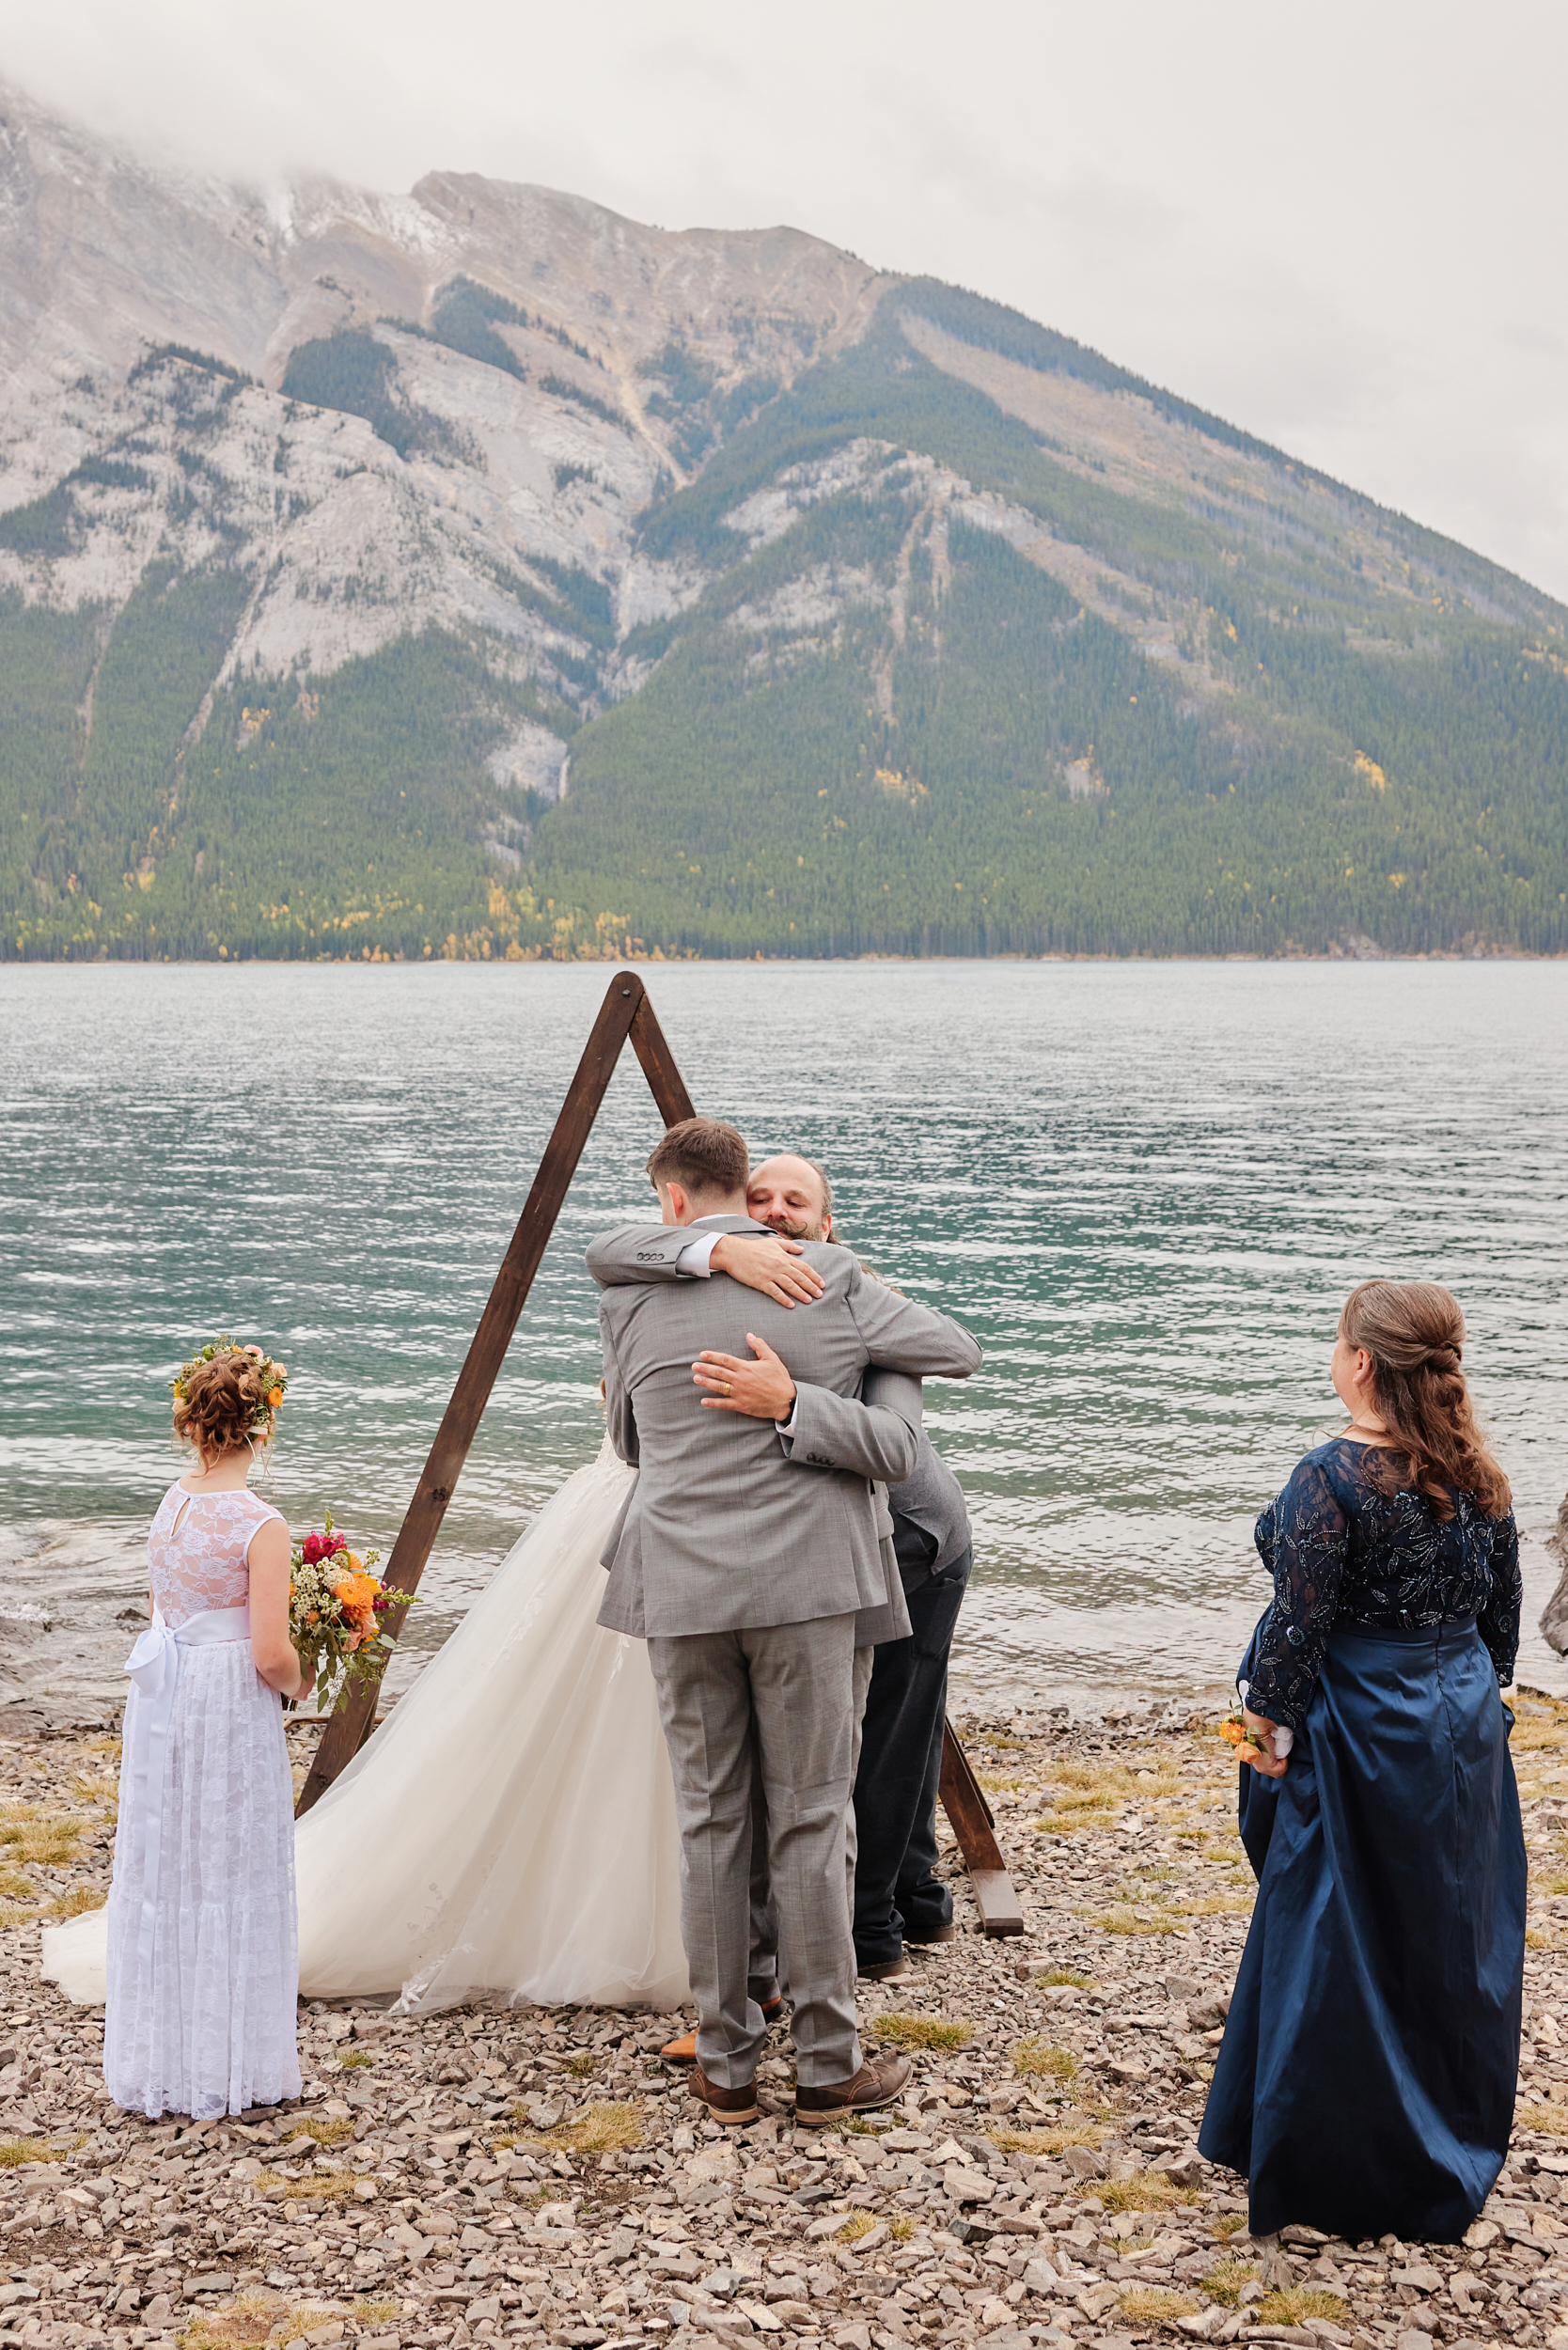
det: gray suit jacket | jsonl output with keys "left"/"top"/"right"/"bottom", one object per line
{"left": 588, "top": 1216, "right": 981, "bottom": 1639}
{"left": 780, "top": 1365, "right": 932, "bottom": 1645}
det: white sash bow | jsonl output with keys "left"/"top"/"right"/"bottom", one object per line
{"left": 122, "top": 1605, "right": 253, "bottom": 1979}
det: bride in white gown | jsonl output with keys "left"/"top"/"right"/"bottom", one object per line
{"left": 43, "top": 1440, "right": 690, "bottom": 2013}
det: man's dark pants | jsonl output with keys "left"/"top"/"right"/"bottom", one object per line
{"left": 852, "top": 1546, "right": 972, "bottom": 1969}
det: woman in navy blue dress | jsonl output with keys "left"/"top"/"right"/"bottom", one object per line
{"left": 1200, "top": 1278, "right": 1524, "bottom": 2244}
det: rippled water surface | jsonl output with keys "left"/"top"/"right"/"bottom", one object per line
{"left": 3, "top": 959, "right": 1566, "bottom": 1723}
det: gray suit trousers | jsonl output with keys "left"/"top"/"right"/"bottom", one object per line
{"left": 748, "top": 1647, "right": 874, "bottom": 2008}
{"left": 647, "top": 1614, "right": 862, "bottom": 2090}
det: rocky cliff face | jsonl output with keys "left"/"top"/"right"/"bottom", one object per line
{"left": 0, "top": 78, "right": 886, "bottom": 718}
{"left": 2, "top": 78, "right": 1564, "bottom": 962}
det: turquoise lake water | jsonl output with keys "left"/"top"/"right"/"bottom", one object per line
{"left": 2, "top": 958, "right": 1565, "bottom": 1725}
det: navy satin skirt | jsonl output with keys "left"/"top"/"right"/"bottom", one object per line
{"left": 1199, "top": 1619, "right": 1526, "bottom": 2242}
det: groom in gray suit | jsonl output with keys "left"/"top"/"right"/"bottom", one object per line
{"left": 590, "top": 1118, "right": 981, "bottom": 2126}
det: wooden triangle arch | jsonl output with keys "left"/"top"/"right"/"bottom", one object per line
{"left": 296, "top": 969, "right": 1023, "bottom": 1937}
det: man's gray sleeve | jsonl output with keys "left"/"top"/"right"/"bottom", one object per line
{"left": 598, "top": 1304, "right": 639, "bottom": 1466}
{"left": 780, "top": 1369, "right": 923, "bottom": 1483}
{"left": 587, "top": 1225, "right": 692, "bottom": 1288}
{"left": 586, "top": 1217, "right": 771, "bottom": 1288}
{"left": 844, "top": 1261, "right": 982, "bottom": 1377}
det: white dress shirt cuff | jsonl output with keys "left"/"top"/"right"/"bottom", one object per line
{"left": 674, "top": 1230, "right": 722, "bottom": 1277}
{"left": 777, "top": 1397, "right": 800, "bottom": 1436}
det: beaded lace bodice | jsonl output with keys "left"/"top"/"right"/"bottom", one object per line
{"left": 148, "top": 1481, "right": 281, "bottom": 1629}
{"left": 1246, "top": 1437, "right": 1521, "bottom": 1731}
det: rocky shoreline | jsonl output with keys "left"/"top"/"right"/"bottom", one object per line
{"left": 5, "top": 1700, "right": 1568, "bottom": 2350}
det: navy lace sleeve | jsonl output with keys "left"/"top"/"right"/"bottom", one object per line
{"left": 1478, "top": 1512, "right": 1522, "bottom": 1688}
{"left": 1245, "top": 1457, "right": 1350, "bottom": 1732}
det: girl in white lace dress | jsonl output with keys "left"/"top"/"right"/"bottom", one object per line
{"left": 103, "top": 1345, "right": 314, "bottom": 2120}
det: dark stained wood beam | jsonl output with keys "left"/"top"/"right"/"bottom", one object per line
{"left": 296, "top": 970, "right": 681, "bottom": 1815}
{"left": 939, "top": 1719, "right": 1026, "bottom": 1936}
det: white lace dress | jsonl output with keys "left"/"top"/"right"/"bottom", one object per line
{"left": 45, "top": 1444, "right": 687, "bottom": 2017}
{"left": 101, "top": 1483, "right": 302, "bottom": 2120}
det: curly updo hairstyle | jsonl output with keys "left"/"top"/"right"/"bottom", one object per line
{"left": 1340, "top": 1278, "right": 1511, "bottom": 1521}
{"left": 173, "top": 1350, "right": 271, "bottom": 1462}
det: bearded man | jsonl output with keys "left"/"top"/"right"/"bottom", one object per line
{"left": 738, "top": 1153, "right": 974, "bottom": 1977}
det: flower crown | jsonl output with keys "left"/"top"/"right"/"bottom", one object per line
{"left": 172, "top": 1336, "right": 289, "bottom": 1437}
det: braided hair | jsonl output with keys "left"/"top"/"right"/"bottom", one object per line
{"left": 1340, "top": 1278, "right": 1511, "bottom": 1520}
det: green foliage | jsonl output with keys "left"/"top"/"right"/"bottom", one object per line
{"left": 426, "top": 276, "right": 529, "bottom": 380}
{"left": 127, "top": 343, "right": 249, "bottom": 386}
{"left": 526, "top": 554, "right": 614, "bottom": 643}
{"left": 0, "top": 566, "right": 561, "bottom": 959}
{"left": 525, "top": 503, "right": 1568, "bottom": 958}
{"left": 637, "top": 340, "right": 715, "bottom": 406}
{"left": 539, "top": 373, "right": 626, "bottom": 431}
{"left": 281, "top": 329, "right": 463, "bottom": 462}
{"left": 0, "top": 483, "right": 75, "bottom": 556}
{"left": 68, "top": 455, "right": 151, "bottom": 494}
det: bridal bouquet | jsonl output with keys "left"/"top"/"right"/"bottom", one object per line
{"left": 289, "top": 1512, "right": 416, "bottom": 1713}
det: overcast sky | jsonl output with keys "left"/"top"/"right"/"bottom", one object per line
{"left": 5, "top": 0, "right": 1565, "bottom": 603}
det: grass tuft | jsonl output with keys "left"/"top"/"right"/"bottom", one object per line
{"left": 71, "top": 1775, "right": 119, "bottom": 1804}
{"left": 351, "top": 2303, "right": 399, "bottom": 2326}
{"left": 988, "top": 2123, "right": 1104, "bottom": 2155}
{"left": 338, "top": 2049, "right": 376, "bottom": 2070}
{"left": 282, "top": 2114, "right": 356, "bottom": 2146}
{"left": 548, "top": 2099, "right": 641, "bottom": 2155}
{"left": 1198, "top": 2259, "right": 1259, "bottom": 2305}
{"left": 871, "top": 2013, "right": 973, "bottom": 2051}
{"left": 180, "top": 2291, "right": 290, "bottom": 2350}
{"left": 1092, "top": 2170, "right": 1198, "bottom": 2213}
{"left": 562, "top": 2051, "right": 600, "bottom": 2078}
{"left": 1036, "top": 1967, "right": 1093, "bottom": 1989}
{"left": 0, "top": 1809, "right": 83, "bottom": 1865}
{"left": 1011, "top": 2037, "right": 1075, "bottom": 2082}
{"left": 838, "top": 2211, "right": 880, "bottom": 2242}
{"left": 0, "top": 2136, "right": 84, "bottom": 2168}
{"left": 253, "top": 2166, "right": 369, "bottom": 2202}
{"left": 1257, "top": 2289, "right": 1350, "bottom": 2326}
{"left": 888, "top": 2214, "right": 915, "bottom": 2242}
{"left": 1526, "top": 1927, "right": 1557, "bottom": 1950}
{"left": 1094, "top": 1906, "right": 1184, "bottom": 1937}
{"left": 48, "top": 1888, "right": 106, "bottom": 1919}
{"left": 1117, "top": 2286, "right": 1199, "bottom": 2326}
{"left": 1516, "top": 2103, "right": 1568, "bottom": 2136}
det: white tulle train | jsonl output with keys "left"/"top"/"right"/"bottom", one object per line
{"left": 44, "top": 1442, "right": 690, "bottom": 2014}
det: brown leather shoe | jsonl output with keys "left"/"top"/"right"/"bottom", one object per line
{"left": 690, "top": 2065, "right": 760, "bottom": 2126}
{"left": 902, "top": 1923, "right": 955, "bottom": 1946}
{"left": 794, "top": 2050, "right": 912, "bottom": 2126}
{"left": 662, "top": 1997, "right": 786, "bottom": 2063}
{"left": 856, "top": 1955, "right": 909, "bottom": 1982}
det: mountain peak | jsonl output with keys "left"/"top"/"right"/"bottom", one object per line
{"left": 0, "top": 74, "right": 1563, "bottom": 964}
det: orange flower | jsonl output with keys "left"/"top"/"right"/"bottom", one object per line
{"left": 1219, "top": 1719, "right": 1246, "bottom": 1747}
{"left": 268, "top": 1386, "right": 283, "bottom": 1409}
{"left": 333, "top": 1571, "right": 379, "bottom": 1634}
